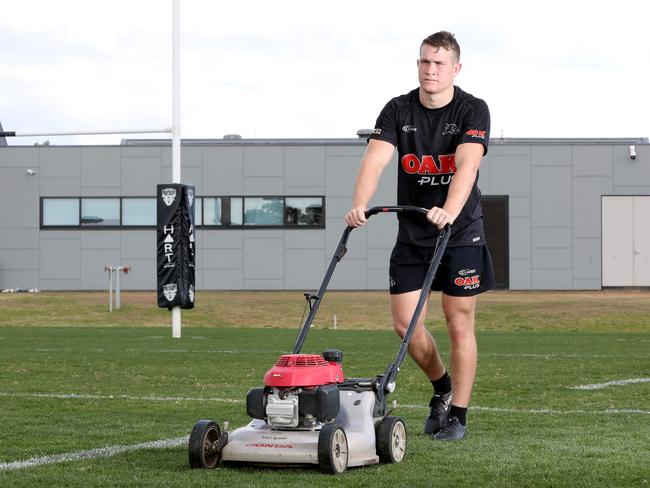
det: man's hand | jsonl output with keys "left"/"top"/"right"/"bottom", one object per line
{"left": 345, "top": 207, "right": 368, "bottom": 228}
{"left": 426, "top": 206, "right": 454, "bottom": 229}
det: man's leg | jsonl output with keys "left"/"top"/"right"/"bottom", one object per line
{"left": 433, "top": 293, "right": 477, "bottom": 441}
{"left": 441, "top": 293, "right": 477, "bottom": 407}
{"left": 390, "top": 290, "right": 445, "bottom": 380}
{"left": 391, "top": 291, "right": 452, "bottom": 434}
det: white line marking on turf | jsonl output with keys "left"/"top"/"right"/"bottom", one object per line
{"left": 2, "top": 391, "right": 648, "bottom": 415}
{"left": 0, "top": 392, "right": 244, "bottom": 403}
{"left": 568, "top": 377, "right": 650, "bottom": 390}
{"left": 124, "top": 349, "right": 240, "bottom": 354}
{"left": 470, "top": 406, "right": 650, "bottom": 415}
{"left": 0, "top": 436, "right": 188, "bottom": 472}
{"left": 482, "top": 353, "right": 648, "bottom": 359}
{"left": 399, "top": 404, "right": 650, "bottom": 414}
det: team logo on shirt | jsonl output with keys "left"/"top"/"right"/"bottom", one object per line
{"left": 372, "top": 128, "right": 382, "bottom": 135}
{"left": 402, "top": 125, "right": 417, "bottom": 133}
{"left": 465, "top": 129, "right": 486, "bottom": 139}
{"left": 442, "top": 123, "right": 460, "bottom": 135}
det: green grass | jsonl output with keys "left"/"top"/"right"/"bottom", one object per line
{"left": 0, "top": 291, "right": 649, "bottom": 486}
{"left": 2, "top": 289, "right": 650, "bottom": 331}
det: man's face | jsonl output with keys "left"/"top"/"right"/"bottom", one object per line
{"left": 417, "top": 44, "right": 461, "bottom": 95}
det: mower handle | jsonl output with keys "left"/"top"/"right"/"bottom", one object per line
{"left": 292, "top": 205, "right": 448, "bottom": 356}
{"left": 364, "top": 205, "right": 429, "bottom": 219}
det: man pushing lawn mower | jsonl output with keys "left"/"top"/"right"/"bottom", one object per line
{"left": 187, "top": 31, "right": 492, "bottom": 476}
{"left": 345, "top": 31, "right": 494, "bottom": 441}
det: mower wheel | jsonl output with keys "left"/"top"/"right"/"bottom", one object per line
{"left": 376, "top": 416, "right": 407, "bottom": 464}
{"left": 318, "top": 423, "right": 348, "bottom": 474}
{"left": 188, "top": 419, "right": 227, "bottom": 469}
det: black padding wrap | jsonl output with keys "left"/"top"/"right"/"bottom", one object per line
{"left": 156, "top": 183, "right": 196, "bottom": 310}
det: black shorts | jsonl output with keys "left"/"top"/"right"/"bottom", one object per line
{"left": 389, "top": 242, "right": 495, "bottom": 296}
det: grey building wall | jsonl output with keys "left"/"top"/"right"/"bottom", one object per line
{"left": 0, "top": 139, "right": 648, "bottom": 291}
{"left": 480, "top": 141, "right": 650, "bottom": 289}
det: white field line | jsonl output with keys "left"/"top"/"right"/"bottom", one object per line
{"left": 32, "top": 348, "right": 242, "bottom": 353}
{"left": 400, "top": 404, "right": 650, "bottom": 415}
{"left": 482, "top": 353, "right": 648, "bottom": 359}
{"left": 28, "top": 350, "right": 650, "bottom": 358}
{"left": 145, "top": 349, "right": 240, "bottom": 354}
{"left": 567, "top": 377, "right": 650, "bottom": 390}
{"left": 2, "top": 391, "right": 648, "bottom": 415}
{"left": 0, "top": 436, "right": 188, "bottom": 472}
{"left": 0, "top": 392, "right": 243, "bottom": 403}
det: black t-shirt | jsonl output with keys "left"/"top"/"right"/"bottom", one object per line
{"left": 369, "top": 86, "right": 490, "bottom": 247}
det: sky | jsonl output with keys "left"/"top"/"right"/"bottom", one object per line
{"left": 1, "top": 0, "right": 649, "bottom": 145}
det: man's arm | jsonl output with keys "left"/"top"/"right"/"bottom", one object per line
{"left": 344, "top": 139, "right": 395, "bottom": 227}
{"left": 426, "top": 142, "right": 484, "bottom": 229}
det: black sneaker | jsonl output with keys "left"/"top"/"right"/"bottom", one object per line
{"left": 433, "top": 416, "right": 466, "bottom": 441}
{"left": 423, "top": 391, "right": 452, "bottom": 434}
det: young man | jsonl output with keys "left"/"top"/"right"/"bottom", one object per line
{"left": 345, "top": 31, "right": 494, "bottom": 441}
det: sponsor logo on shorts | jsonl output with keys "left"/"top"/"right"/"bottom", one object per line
{"left": 389, "top": 276, "right": 396, "bottom": 288}
{"left": 458, "top": 268, "right": 477, "bottom": 277}
{"left": 454, "top": 271, "right": 481, "bottom": 290}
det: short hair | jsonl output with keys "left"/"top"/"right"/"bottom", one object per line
{"left": 421, "top": 31, "right": 461, "bottom": 62}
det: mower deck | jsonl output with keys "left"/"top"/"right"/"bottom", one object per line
{"left": 221, "top": 389, "right": 379, "bottom": 467}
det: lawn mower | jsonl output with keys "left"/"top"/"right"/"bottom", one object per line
{"left": 188, "top": 206, "right": 450, "bottom": 474}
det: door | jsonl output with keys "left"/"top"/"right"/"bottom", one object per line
{"left": 633, "top": 197, "right": 650, "bottom": 285}
{"left": 481, "top": 195, "right": 509, "bottom": 289}
{"left": 602, "top": 196, "right": 650, "bottom": 286}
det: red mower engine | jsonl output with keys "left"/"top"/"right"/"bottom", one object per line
{"left": 246, "top": 350, "right": 344, "bottom": 430}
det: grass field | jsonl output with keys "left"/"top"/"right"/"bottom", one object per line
{"left": 1, "top": 291, "right": 649, "bottom": 487}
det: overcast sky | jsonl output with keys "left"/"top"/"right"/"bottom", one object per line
{"left": 1, "top": 0, "right": 649, "bottom": 145}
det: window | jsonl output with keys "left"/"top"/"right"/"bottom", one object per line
{"left": 244, "top": 197, "right": 283, "bottom": 226}
{"left": 122, "top": 198, "right": 156, "bottom": 226}
{"left": 194, "top": 197, "right": 202, "bottom": 226}
{"left": 203, "top": 197, "right": 221, "bottom": 225}
{"left": 42, "top": 198, "right": 79, "bottom": 226}
{"left": 41, "top": 195, "right": 325, "bottom": 229}
{"left": 285, "top": 197, "right": 323, "bottom": 226}
{"left": 230, "top": 197, "right": 243, "bottom": 226}
{"left": 81, "top": 198, "right": 120, "bottom": 226}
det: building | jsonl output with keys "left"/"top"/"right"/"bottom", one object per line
{"left": 0, "top": 135, "right": 648, "bottom": 291}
